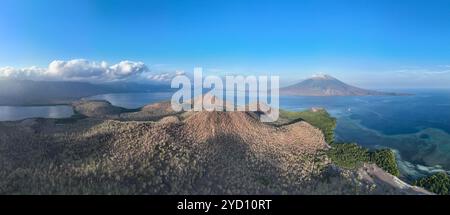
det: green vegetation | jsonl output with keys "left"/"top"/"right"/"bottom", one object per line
{"left": 280, "top": 108, "right": 400, "bottom": 176}
{"left": 414, "top": 172, "right": 450, "bottom": 195}
{"left": 279, "top": 109, "right": 336, "bottom": 144}
{"left": 326, "top": 143, "right": 400, "bottom": 176}
{"left": 368, "top": 149, "right": 400, "bottom": 177}
{"left": 326, "top": 143, "right": 369, "bottom": 169}
{"left": 280, "top": 108, "right": 450, "bottom": 194}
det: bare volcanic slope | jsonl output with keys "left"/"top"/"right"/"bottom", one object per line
{"left": 0, "top": 100, "right": 429, "bottom": 194}
{"left": 73, "top": 99, "right": 179, "bottom": 121}
{"left": 280, "top": 74, "right": 404, "bottom": 96}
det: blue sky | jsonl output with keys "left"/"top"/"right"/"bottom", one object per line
{"left": 1, "top": 0, "right": 450, "bottom": 87}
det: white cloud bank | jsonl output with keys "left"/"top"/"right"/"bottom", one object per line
{"left": 0, "top": 59, "right": 180, "bottom": 82}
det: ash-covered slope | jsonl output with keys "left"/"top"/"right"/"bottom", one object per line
{"left": 280, "top": 74, "right": 403, "bottom": 96}
{"left": 0, "top": 100, "right": 429, "bottom": 194}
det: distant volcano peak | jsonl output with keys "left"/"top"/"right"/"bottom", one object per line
{"left": 310, "top": 74, "right": 336, "bottom": 80}
{"left": 280, "top": 75, "right": 405, "bottom": 96}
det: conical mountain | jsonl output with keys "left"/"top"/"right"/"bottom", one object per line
{"left": 0, "top": 99, "right": 429, "bottom": 194}
{"left": 280, "top": 74, "right": 402, "bottom": 96}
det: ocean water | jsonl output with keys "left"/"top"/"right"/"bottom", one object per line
{"left": 280, "top": 89, "right": 450, "bottom": 179}
{"left": 86, "top": 92, "right": 174, "bottom": 109}
{"left": 0, "top": 105, "right": 73, "bottom": 121}
{"left": 1, "top": 89, "right": 449, "bottom": 179}
{"left": 83, "top": 89, "right": 450, "bottom": 179}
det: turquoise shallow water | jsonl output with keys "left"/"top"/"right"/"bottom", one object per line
{"left": 279, "top": 90, "right": 450, "bottom": 179}
{"left": 86, "top": 89, "right": 450, "bottom": 178}
{"left": 1, "top": 89, "right": 449, "bottom": 178}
